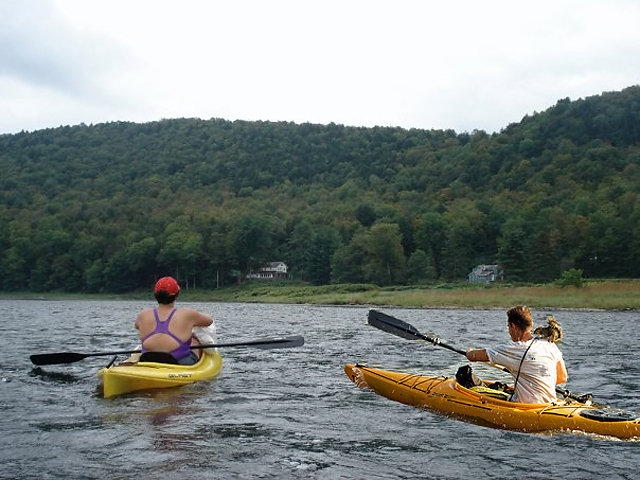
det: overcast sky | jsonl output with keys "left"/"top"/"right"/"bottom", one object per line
{"left": 1, "top": 0, "right": 639, "bottom": 135}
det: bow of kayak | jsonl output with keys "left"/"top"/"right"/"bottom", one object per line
{"left": 345, "top": 363, "right": 640, "bottom": 440}
{"left": 99, "top": 350, "right": 223, "bottom": 398}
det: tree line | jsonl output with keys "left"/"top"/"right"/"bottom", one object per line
{"left": 0, "top": 86, "right": 639, "bottom": 292}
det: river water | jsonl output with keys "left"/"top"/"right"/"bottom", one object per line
{"left": 1, "top": 300, "right": 638, "bottom": 479}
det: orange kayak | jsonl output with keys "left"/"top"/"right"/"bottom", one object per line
{"left": 345, "top": 363, "right": 640, "bottom": 440}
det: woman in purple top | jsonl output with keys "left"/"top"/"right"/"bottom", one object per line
{"left": 135, "top": 276, "right": 213, "bottom": 365}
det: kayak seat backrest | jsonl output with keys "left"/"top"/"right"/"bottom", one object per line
{"left": 139, "top": 352, "right": 178, "bottom": 364}
{"left": 456, "top": 365, "right": 482, "bottom": 388}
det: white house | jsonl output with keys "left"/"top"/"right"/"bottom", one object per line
{"left": 246, "top": 261, "right": 289, "bottom": 280}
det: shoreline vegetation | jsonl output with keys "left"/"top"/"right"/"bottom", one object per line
{"left": 2, "top": 279, "right": 639, "bottom": 310}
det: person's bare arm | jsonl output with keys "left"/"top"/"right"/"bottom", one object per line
{"left": 556, "top": 359, "right": 568, "bottom": 384}
{"left": 135, "top": 308, "right": 152, "bottom": 331}
{"left": 123, "top": 311, "right": 146, "bottom": 365}
{"left": 466, "top": 349, "right": 489, "bottom": 362}
{"left": 185, "top": 308, "right": 213, "bottom": 328}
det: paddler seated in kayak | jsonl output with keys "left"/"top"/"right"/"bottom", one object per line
{"left": 465, "top": 305, "right": 567, "bottom": 404}
{"left": 123, "top": 276, "right": 214, "bottom": 365}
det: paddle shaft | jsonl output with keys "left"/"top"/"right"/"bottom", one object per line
{"left": 30, "top": 335, "right": 304, "bottom": 366}
{"left": 85, "top": 337, "right": 303, "bottom": 355}
{"left": 367, "top": 309, "right": 596, "bottom": 406}
{"left": 414, "top": 332, "right": 466, "bottom": 356}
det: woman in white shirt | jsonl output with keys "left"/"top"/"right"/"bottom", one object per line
{"left": 466, "top": 305, "right": 568, "bottom": 404}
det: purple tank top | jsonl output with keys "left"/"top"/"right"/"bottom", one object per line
{"left": 140, "top": 308, "right": 192, "bottom": 360}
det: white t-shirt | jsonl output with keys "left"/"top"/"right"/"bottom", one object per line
{"left": 486, "top": 338, "right": 564, "bottom": 404}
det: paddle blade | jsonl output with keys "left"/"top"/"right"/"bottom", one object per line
{"left": 251, "top": 335, "right": 305, "bottom": 349}
{"left": 368, "top": 310, "right": 423, "bottom": 340}
{"left": 30, "top": 352, "right": 88, "bottom": 366}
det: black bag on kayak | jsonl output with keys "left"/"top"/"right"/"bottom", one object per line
{"left": 456, "top": 365, "right": 482, "bottom": 388}
{"left": 139, "top": 352, "right": 178, "bottom": 364}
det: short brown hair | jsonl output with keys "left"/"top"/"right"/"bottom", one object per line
{"left": 507, "top": 305, "right": 532, "bottom": 330}
{"left": 155, "top": 291, "right": 178, "bottom": 305}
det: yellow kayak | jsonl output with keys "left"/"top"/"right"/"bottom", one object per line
{"left": 345, "top": 363, "right": 640, "bottom": 440}
{"left": 99, "top": 350, "right": 223, "bottom": 398}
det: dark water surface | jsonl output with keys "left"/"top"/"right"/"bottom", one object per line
{"left": 1, "top": 300, "right": 638, "bottom": 479}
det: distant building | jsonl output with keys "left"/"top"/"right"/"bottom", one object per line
{"left": 246, "top": 261, "right": 289, "bottom": 280}
{"left": 468, "top": 264, "right": 502, "bottom": 284}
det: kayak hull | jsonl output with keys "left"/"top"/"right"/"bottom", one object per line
{"left": 99, "top": 350, "right": 223, "bottom": 398}
{"left": 345, "top": 364, "right": 640, "bottom": 440}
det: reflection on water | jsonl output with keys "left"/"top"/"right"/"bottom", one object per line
{"left": 29, "top": 366, "right": 81, "bottom": 384}
{"left": 34, "top": 418, "right": 106, "bottom": 433}
{"left": 0, "top": 300, "right": 639, "bottom": 479}
{"left": 147, "top": 406, "right": 185, "bottom": 426}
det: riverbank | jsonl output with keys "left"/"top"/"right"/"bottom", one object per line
{"left": 3, "top": 279, "right": 639, "bottom": 310}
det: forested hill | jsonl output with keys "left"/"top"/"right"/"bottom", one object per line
{"left": 1, "top": 86, "right": 639, "bottom": 292}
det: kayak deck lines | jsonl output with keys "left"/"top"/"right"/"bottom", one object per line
{"left": 446, "top": 397, "right": 495, "bottom": 412}
{"left": 354, "top": 364, "right": 448, "bottom": 395}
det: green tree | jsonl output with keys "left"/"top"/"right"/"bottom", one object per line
{"left": 331, "top": 230, "right": 367, "bottom": 284}
{"left": 204, "top": 219, "right": 231, "bottom": 288}
{"left": 287, "top": 220, "right": 314, "bottom": 281}
{"left": 556, "top": 268, "right": 584, "bottom": 287}
{"left": 2, "top": 247, "right": 28, "bottom": 290}
{"left": 3, "top": 220, "right": 33, "bottom": 290}
{"left": 414, "top": 212, "right": 447, "bottom": 279}
{"left": 355, "top": 203, "right": 376, "bottom": 227}
{"left": 154, "top": 216, "right": 205, "bottom": 287}
{"left": 363, "top": 223, "right": 406, "bottom": 285}
{"left": 407, "top": 249, "right": 437, "bottom": 283}
{"left": 307, "top": 227, "right": 340, "bottom": 285}
{"left": 227, "top": 213, "right": 273, "bottom": 280}
{"left": 497, "top": 218, "right": 529, "bottom": 281}
{"left": 158, "top": 229, "right": 204, "bottom": 288}
{"left": 125, "top": 237, "right": 159, "bottom": 287}
{"left": 103, "top": 250, "right": 134, "bottom": 292}
{"left": 442, "top": 201, "right": 486, "bottom": 280}
{"left": 84, "top": 259, "right": 104, "bottom": 293}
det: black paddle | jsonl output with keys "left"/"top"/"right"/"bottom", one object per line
{"left": 30, "top": 335, "right": 305, "bottom": 366}
{"left": 367, "top": 309, "right": 597, "bottom": 406}
{"left": 368, "top": 309, "right": 467, "bottom": 355}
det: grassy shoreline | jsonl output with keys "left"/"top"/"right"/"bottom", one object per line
{"left": 2, "top": 279, "right": 639, "bottom": 310}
